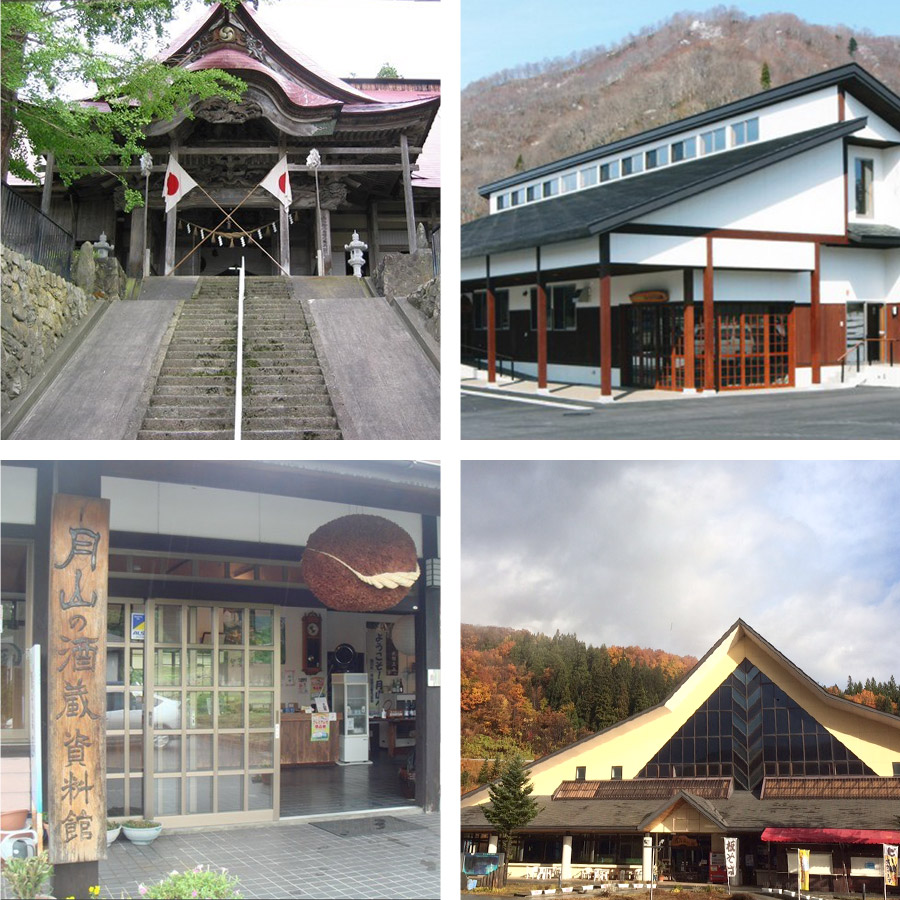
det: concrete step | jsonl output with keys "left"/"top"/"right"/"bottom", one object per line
{"left": 240, "top": 430, "right": 341, "bottom": 440}
{"left": 137, "top": 430, "right": 236, "bottom": 440}
{"left": 149, "top": 394, "right": 237, "bottom": 407}
{"left": 241, "top": 415, "right": 338, "bottom": 429}
{"left": 141, "top": 415, "right": 235, "bottom": 430}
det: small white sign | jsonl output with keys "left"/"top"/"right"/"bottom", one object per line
{"left": 427, "top": 668, "right": 441, "bottom": 687}
{"left": 131, "top": 612, "right": 146, "bottom": 641}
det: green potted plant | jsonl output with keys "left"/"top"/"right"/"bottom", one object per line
{"left": 1, "top": 850, "right": 54, "bottom": 899}
{"left": 106, "top": 819, "right": 121, "bottom": 846}
{"left": 140, "top": 864, "right": 243, "bottom": 899}
{"left": 121, "top": 818, "right": 162, "bottom": 845}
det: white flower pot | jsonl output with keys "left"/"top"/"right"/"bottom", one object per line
{"left": 106, "top": 825, "right": 121, "bottom": 846}
{"left": 122, "top": 823, "right": 162, "bottom": 845}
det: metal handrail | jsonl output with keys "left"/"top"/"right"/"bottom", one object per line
{"left": 461, "top": 342, "right": 517, "bottom": 379}
{"left": 839, "top": 337, "right": 898, "bottom": 382}
{"left": 234, "top": 258, "right": 245, "bottom": 440}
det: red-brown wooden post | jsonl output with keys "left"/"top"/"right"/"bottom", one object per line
{"left": 811, "top": 242, "right": 821, "bottom": 384}
{"left": 600, "top": 234, "right": 612, "bottom": 397}
{"left": 537, "top": 284, "right": 548, "bottom": 389}
{"left": 704, "top": 236, "right": 716, "bottom": 391}
{"left": 683, "top": 268, "right": 695, "bottom": 391}
{"left": 486, "top": 287, "right": 497, "bottom": 383}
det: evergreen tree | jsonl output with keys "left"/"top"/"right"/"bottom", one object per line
{"left": 514, "top": 153, "right": 525, "bottom": 171}
{"left": 477, "top": 759, "right": 491, "bottom": 784}
{"left": 848, "top": 36, "right": 858, "bottom": 57}
{"left": 760, "top": 61, "right": 771, "bottom": 90}
{"left": 377, "top": 63, "right": 401, "bottom": 78}
{"left": 483, "top": 755, "right": 541, "bottom": 883}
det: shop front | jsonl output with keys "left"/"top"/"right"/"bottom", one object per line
{"left": 1, "top": 460, "right": 440, "bottom": 860}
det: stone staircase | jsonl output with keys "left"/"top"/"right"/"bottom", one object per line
{"left": 138, "top": 277, "right": 239, "bottom": 439}
{"left": 241, "top": 277, "right": 341, "bottom": 439}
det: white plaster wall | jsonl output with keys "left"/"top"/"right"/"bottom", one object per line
{"left": 756, "top": 87, "right": 838, "bottom": 142}
{"left": 540, "top": 237, "right": 599, "bottom": 270}
{"left": 887, "top": 249, "right": 900, "bottom": 301}
{"left": 821, "top": 247, "right": 887, "bottom": 304}
{"left": 636, "top": 143, "right": 845, "bottom": 234}
{"left": 514, "top": 360, "right": 620, "bottom": 388}
{"left": 101, "top": 477, "right": 423, "bottom": 555}
{"left": 490, "top": 247, "right": 537, "bottom": 277}
{"left": 462, "top": 257, "right": 486, "bottom": 280}
{"left": 713, "top": 269, "right": 809, "bottom": 304}
{"left": 1, "top": 466, "right": 37, "bottom": 525}
{"left": 712, "top": 238, "right": 815, "bottom": 271}
{"left": 610, "top": 270, "right": 686, "bottom": 305}
{"left": 611, "top": 233, "right": 706, "bottom": 267}
{"left": 844, "top": 95, "right": 900, "bottom": 143}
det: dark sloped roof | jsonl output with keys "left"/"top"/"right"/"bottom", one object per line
{"left": 848, "top": 223, "right": 900, "bottom": 247}
{"left": 462, "top": 119, "right": 865, "bottom": 260}
{"left": 462, "top": 790, "right": 900, "bottom": 833}
{"left": 480, "top": 63, "right": 900, "bottom": 196}
{"left": 553, "top": 778, "right": 733, "bottom": 801}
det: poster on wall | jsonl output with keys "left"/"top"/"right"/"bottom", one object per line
{"left": 130, "top": 612, "right": 145, "bottom": 641}
{"left": 366, "top": 621, "right": 399, "bottom": 704}
{"left": 311, "top": 712, "right": 330, "bottom": 741}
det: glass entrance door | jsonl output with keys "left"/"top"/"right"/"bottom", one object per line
{"left": 145, "top": 600, "right": 280, "bottom": 825}
{"left": 627, "top": 306, "right": 704, "bottom": 390}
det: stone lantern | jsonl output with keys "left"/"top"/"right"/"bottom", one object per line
{"left": 95, "top": 232, "right": 111, "bottom": 259}
{"left": 344, "top": 230, "right": 368, "bottom": 278}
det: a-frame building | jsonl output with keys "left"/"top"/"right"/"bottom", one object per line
{"left": 462, "top": 620, "right": 900, "bottom": 888}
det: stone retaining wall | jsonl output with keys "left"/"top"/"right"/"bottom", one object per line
{"left": 2, "top": 245, "right": 99, "bottom": 408}
{"left": 375, "top": 249, "right": 440, "bottom": 343}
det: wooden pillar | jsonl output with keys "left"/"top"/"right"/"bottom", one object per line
{"left": 414, "top": 515, "right": 440, "bottom": 812}
{"left": 683, "top": 268, "right": 696, "bottom": 391}
{"left": 41, "top": 152, "right": 54, "bottom": 215}
{"left": 279, "top": 203, "right": 290, "bottom": 275}
{"left": 321, "top": 208, "right": 332, "bottom": 275}
{"left": 486, "top": 255, "right": 496, "bottom": 382}
{"left": 704, "top": 236, "right": 716, "bottom": 391}
{"left": 126, "top": 205, "right": 146, "bottom": 278}
{"left": 599, "top": 233, "right": 612, "bottom": 397}
{"left": 811, "top": 242, "right": 821, "bottom": 384}
{"left": 38, "top": 463, "right": 105, "bottom": 900}
{"left": 367, "top": 200, "right": 381, "bottom": 272}
{"left": 536, "top": 248, "right": 548, "bottom": 389}
{"left": 400, "top": 133, "right": 417, "bottom": 254}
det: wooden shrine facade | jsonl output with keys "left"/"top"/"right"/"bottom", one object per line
{"left": 37, "top": 2, "right": 440, "bottom": 278}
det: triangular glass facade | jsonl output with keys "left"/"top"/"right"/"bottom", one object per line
{"left": 637, "top": 658, "right": 875, "bottom": 791}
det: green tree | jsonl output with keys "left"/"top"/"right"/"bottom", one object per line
{"left": 482, "top": 755, "right": 541, "bottom": 883}
{"left": 760, "top": 61, "right": 771, "bottom": 90}
{"left": 1, "top": 0, "right": 246, "bottom": 208}
{"left": 476, "top": 758, "right": 491, "bottom": 784}
{"left": 377, "top": 62, "right": 400, "bottom": 78}
{"left": 848, "top": 36, "right": 858, "bottom": 57}
{"left": 514, "top": 153, "right": 524, "bottom": 172}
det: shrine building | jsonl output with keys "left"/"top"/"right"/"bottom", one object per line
{"left": 461, "top": 64, "right": 900, "bottom": 393}
{"left": 37, "top": 1, "right": 440, "bottom": 278}
{"left": 462, "top": 620, "right": 900, "bottom": 889}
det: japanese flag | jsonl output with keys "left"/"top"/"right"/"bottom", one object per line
{"left": 261, "top": 155, "right": 292, "bottom": 208}
{"left": 162, "top": 156, "right": 198, "bottom": 213}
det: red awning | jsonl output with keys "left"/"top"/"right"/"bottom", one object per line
{"left": 762, "top": 828, "right": 900, "bottom": 844}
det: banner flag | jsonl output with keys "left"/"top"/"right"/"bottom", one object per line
{"left": 885, "top": 845, "right": 898, "bottom": 887}
{"left": 162, "top": 157, "right": 198, "bottom": 212}
{"left": 798, "top": 849, "right": 810, "bottom": 892}
{"left": 261, "top": 154, "right": 293, "bottom": 208}
{"left": 724, "top": 837, "right": 738, "bottom": 878}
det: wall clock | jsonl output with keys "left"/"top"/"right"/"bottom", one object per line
{"left": 302, "top": 612, "right": 322, "bottom": 674}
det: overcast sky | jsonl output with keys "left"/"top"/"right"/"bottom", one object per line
{"left": 461, "top": 461, "right": 900, "bottom": 686}
{"left": 462, "top": 0, "right": 900, "bottom": 85}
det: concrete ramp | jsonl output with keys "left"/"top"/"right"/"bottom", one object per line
{"left": 302, "top": 288, "right": 440, "bottom": 440}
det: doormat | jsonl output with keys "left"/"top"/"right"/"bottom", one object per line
{"left": 310, "top": 816, "right": 424, "bottom": 838}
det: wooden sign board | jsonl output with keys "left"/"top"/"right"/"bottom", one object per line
{"left": 629, "top": 290, "right": 669, "bottom": 304}
{"left": 47, "top": 494, "right": 110, "bottom": 864}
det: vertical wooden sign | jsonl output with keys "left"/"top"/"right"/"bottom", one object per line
{"left": 48, "top": 494, "right": 109, "bottom": 864}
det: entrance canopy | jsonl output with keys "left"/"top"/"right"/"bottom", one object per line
{"left": 761, "top": 828, "right": 900, "bottom": 844}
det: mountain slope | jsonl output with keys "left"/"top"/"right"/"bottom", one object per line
{"left": 461, "top": 9, "right": 900, "bottom": 222}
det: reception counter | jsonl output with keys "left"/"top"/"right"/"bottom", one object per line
{"left": 281, "top": 712, "right": 342, "bottom": 765}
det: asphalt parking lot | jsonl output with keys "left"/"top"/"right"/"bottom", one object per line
{"left": 461, "top": 386, "right": 900, "bottom": 440}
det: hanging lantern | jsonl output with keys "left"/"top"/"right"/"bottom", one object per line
{"left": 300, "top": 515, "right": 420, "bottom": 612}
{"left": 392, "top": 615, "right": 416, "bottom": 656}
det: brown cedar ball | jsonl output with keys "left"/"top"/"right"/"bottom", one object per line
{"left": 300, "top": 514, "right": 420, "bottom": 612}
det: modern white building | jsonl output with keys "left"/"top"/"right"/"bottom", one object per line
{"left": 461, "top": 64, "right": 900, "bottom": 394}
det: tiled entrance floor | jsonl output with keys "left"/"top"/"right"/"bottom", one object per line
{"left": 98, "top": 809, "right": 439, "bottom": 899}
{"left": 280, "top": 747, "right": 412, "bottom": 817}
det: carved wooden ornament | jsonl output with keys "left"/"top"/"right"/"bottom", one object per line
{"left": 300, "top": 515, "right": 420, "bottom": 612}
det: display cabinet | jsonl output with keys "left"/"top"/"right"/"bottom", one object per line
{"left": 332, "top": 673, "right": 370, "bottom": 765}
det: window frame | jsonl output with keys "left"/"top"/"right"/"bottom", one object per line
{"left": 473, "top": 289, "right": 510, "bottom": 331}
{"left": 701, "top": 127, "right": 726, "bottom": 155}
{"left": 854, "top": 157, "right": 875, "bottom": 218}
{"left": 1, "top": 539, "right": 33, "bottom": 746}
{"left": 600, "top": 160, "right": 620, "bottom": 182}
